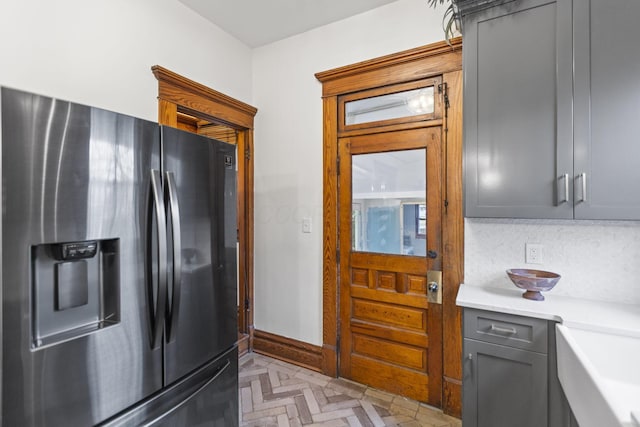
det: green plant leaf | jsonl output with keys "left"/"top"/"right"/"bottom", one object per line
{"left": 427, "top": 0, "right": 459, "bottom": 44}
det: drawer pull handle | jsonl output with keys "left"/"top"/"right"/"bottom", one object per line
{"left": 490, "top": 324, "right": 517, "bottom": 335}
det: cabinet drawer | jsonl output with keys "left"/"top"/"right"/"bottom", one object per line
{"left": 464, "top": 308, "right": 548, "bottom": 353}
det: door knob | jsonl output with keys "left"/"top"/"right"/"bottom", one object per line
{"left": 426, "top": 270, "right": 442, "bottom": 304}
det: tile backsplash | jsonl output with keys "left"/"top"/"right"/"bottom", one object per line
{"left": 464, "top": 218, "right": 640, "bottom": 305}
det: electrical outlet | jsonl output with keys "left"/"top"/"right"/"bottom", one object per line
{"left": 525, "top": 243, "right": 543, "bottom": 264}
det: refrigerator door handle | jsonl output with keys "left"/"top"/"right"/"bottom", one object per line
{"left": 147, "top": 169, "right": 168, "bottom": 349}
{"left": 164, "top": 171, "right": 182, "bottom": 342}
{"left": 141, "top": 360, "right": 231, "bottom": 427}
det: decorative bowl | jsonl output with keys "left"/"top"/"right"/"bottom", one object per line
{"left": 506, "top": 269, "right": 561, "bottom": 301}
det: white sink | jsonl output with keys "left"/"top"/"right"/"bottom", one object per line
{"left": 556, "top": 324, "right": 640, "bottom": 427}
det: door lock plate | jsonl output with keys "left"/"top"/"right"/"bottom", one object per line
{"left": 427, "top": 270, "right": 442, "bottom": 304}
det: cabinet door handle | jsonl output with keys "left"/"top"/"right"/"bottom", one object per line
{"left": 558, "top": 173, "right": 569, "bottom": 204}
{"left": 490, "top": 324, "right": 517, "bottom": 335}
{"left": 577, "top": 172, "right": 587, "bottom": 203}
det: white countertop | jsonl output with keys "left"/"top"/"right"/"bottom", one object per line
{"left": 456, "top": 284, "right": 640, "bottom": 337}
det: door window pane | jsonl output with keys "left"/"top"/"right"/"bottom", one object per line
{"left": 345, "top": 87, "right": 434, "bottom": 126}
{"left": 352, "top": 149, "right": 426, "bottom": 255}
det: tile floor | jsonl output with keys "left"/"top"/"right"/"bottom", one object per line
{"left": 239, "top": 352, "right": 462, "bottom": 427}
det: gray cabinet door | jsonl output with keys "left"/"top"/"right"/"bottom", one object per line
{"left": 573, "top": 0, "right": 640, "bottom": 220}
{"left": 463, "top": 0, "right": 573, "bottom": 218}
{"left": 463, "top": 338, "right": 548, "bottom": 427}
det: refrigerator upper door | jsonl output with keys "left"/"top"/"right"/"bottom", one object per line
{"left": 1, "top": 88, "right": 164, "bottom": 426}
{"left": 161, "top": 126, "right": 238, "bottom": 385}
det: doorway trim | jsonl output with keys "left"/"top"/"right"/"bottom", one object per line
{"left": 314, "top": 38, "right": 464, "bottom": 417}
{"left": 151, "top": 65, "right": 257, "bottom": 355}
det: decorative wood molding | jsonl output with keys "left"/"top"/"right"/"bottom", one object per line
{"left": 152, "top": 65, "right": 257, "bottom": 129}
{"left": 315, "top": 38, "right": 462, "bottom": 97}
{"left": 442, "top": 69, "right": 464, "bottom": 418}
{"left": 238, "top": 333, "right": 250, "bottom": 357}
{"left": 321, "top": 345, "right": 338, "bottom": 377}
{"left": 152, "top": 65, "right": 258, "bottom": 356}
{"left": 316, "top": 38, "right": 464, "bottom": 418}
{"left": 253, "top": 330, "right": 323, "bottom": 373}
{"left": 443, "top": 376, "right": 462, "bottom": 417}
{"left": 321, "top": 95, "right": 338, "bottom": 378}
{"left": 158, "top": 99, "right": 178, "bottom": 127}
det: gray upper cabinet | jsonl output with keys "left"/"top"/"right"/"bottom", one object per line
{"left": 464, "top": 0, "right": 573, "bottom": 218}
{"left": 465, "top": 0, "right": 640, "bottom": 220}
{"left": 573, "top": 0, "right": 640, "bottom": 220}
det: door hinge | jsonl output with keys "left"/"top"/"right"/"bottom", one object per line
{"left": 245, "top": 145, "right": 251, "bottom": 161}
{"left": 244, "top": 298, "right": 250, "bottom": 311}
{"left": 438, "top": 82, "right": 450, "bottom": 109}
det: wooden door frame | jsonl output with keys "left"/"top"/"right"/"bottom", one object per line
{"left": 151, "top": 65, "right": 258, "bottom": 354}
{"left": 314, "top": 38, "right": 464, "bottom": 417}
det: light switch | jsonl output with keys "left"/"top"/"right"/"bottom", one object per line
{"left": 302, "top": 217, "right": 312, "bottom": 233}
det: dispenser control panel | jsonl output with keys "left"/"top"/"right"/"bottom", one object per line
{"left": 52, "top": 241, "right": 98, "bottom": 261}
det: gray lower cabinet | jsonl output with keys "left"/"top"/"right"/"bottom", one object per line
{"left": 462, "top": 308, "right": 571, "bottom": 427}
{"left": 463, "top": 339, "right": 547, "bottom": 427}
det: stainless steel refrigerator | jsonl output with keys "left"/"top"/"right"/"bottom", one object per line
{"left": 0, "top": 87, "right": 239, "bottom": 426}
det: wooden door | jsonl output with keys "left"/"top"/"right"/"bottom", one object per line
{"left": 338, "top": 127, "right": 443, "bottom": 405}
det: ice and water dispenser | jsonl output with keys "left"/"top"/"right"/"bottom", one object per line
{"left": 31, "top": 239, "right": 120, "bottom": 349}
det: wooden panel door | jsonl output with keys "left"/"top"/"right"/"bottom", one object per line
{"left": 338, "top": 127, "right": 443, "bottom": 405}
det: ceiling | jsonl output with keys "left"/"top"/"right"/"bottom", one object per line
{"left": 179, "top": 0, "right": 400, "bottom": 48}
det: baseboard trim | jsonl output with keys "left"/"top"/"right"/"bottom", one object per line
{"left": 238, "top": 333, "right": 250, "bottom": 357}
{"left": 321, "top": 344, "right": 338, "bottom": 377}
{"left": 443, "top": 376, "right": 462, "bottom": 418}
{"left": 253, "top": 330, "right": 323, "bottom": 373}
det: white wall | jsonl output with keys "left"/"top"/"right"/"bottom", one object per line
{"left": 0, "top": 0, "right": 252, "bottom": 122}
{"left": 465, "top": 218, "right": 640, "bottom": 305}
{"left": 251, "top": 0, "right": 640, "bottom": 347}
{"left": 251, "top": 0, "right": 447, "bottom": 345}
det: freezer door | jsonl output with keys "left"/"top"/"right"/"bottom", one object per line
{"left": 1, "top": 88, "right": 164, "bottom": 426}
{"left": 162, "top": 126, "right": 237, "bottom": 385}
{"left": 99, "top": 346, "right": 238, "bottom": 427}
